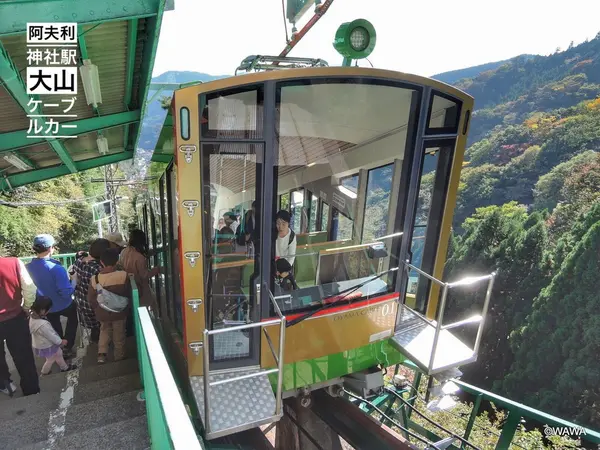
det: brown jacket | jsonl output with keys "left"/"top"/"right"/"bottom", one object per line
{"left": 88, "top": 267, "right": 132, "bottom": 322}
{"left": 119, "top": 247, "right": 157, "bottom": 309}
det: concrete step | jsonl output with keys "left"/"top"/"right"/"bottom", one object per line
{"left": 77, "top": 357, "right": 139, "bottom": 384}
{"left": 0, "top": 359, "right": 140, "bottom": 417}
{"left": 0, "top": 389, "right": 146, "bottom": 449}
{"left": 0, "top": 408, "right": 52, "bottom": 450}
{"left": 74, "top": 373, "right": 142, "bottom": 405}
{"left": 19, "top": 414, "right": 150, "bottom": 450}
{"left": 64, "top": 389, "right": 146, "bottom": 436}
{"left": 0, "top": 390, "right": 60, "bottom": 422}
{"left": 82, "top": 336, "right": 138, "bottom": 366}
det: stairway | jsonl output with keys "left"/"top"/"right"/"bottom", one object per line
{"left": 0, "top": 335, "right": 149, "bottom": 450}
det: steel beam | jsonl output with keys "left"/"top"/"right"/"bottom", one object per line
{"left": 0, "top": 110, "right": 141, "bottom": 152}
{"left": 0, "top": 0, "right": 174, "bottom": 36}
{"left": 46, "top": 140, "right": 77, "bottom": 172}
{"left": 0, "top": 151, "right": 134, "bottom": 191}
{"left": 0, "top": 41, "right": 76, "bottom": 172}
{"left": 123, "top": 19, "right": 139, "bottom": 151}
{"left": 133, "top": 0, "right": 167, "bottom": 163}
{"left": 0, "top": 40, "right": 36, "bottom": 111}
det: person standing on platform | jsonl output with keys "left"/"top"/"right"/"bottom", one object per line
{"left": 105, "top": 232, "right": 127, "bottom": 255}
{"left": 26, "top": 235, "right": 77, "bottom": 359}
{"left": 119, "top": 229, "right": 161, "bottom": 313}
{"left": 0, "top": 255, "right": 40, "bottom": 397}
{"left": 72, "top": 239, "right": 111, "bottom": 344}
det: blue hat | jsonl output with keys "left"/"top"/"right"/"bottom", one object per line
{"left": 33, "top": 234, "right": 55, "bottom": 249}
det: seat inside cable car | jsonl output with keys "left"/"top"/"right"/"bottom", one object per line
{"left": 201, "top": 78, "right": 460, "bottom": 363}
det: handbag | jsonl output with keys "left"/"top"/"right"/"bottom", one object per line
{"left": 95, "top": 274, "right": 129, "bottom": 313}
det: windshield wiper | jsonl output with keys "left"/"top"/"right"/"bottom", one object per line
{"left": 286, "top": 267, "right": 399, "bottom": 328}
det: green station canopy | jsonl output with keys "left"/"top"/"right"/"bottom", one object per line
{"left": 0, "top": 0, "right": 174, "bottom": 191}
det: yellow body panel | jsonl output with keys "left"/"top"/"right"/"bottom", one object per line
{"left": 261, "top": 298, "right": 398, "bottom": 368}
{"left": 172, "top": 92, "right": 207, "bottom": 376}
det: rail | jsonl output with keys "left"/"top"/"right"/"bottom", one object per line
{"left": 365, "top": 361, "right": 600, "bottom": 450}
{"left": 130, "top": 276, "right": 204, "bottom": 449}
{"left": 201, "top": 287, "right": 286, "bottom": 437}
{"left": 20, "top": 252, "right": 77, "bottom": 268}
{"left": 401, "top": 261, "right": 496, "bottom": 373}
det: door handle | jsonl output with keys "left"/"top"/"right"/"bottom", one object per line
{"left": 256, "top": 283, "right": 261, "bottom": 306}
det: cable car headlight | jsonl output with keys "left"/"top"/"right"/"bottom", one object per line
{"left": 349, "top": 27, "right": 369, "bottom": 51}
{"left": 333, "top": 19, "right": 376, "bottom": 60}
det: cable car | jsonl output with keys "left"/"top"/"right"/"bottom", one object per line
{"left": 137, "top": 20, "right": 496, "bottom": 441}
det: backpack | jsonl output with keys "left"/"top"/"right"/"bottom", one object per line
{"left": 95, "top": 274, "right": 129, "bottom": 313}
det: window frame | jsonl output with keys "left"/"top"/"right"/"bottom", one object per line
{"left": 425, "top": 90, "right": 463, "bottom": 135}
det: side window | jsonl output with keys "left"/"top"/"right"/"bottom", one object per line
{"left": 159, "top": 175, "right": 172, "bottom": 320}
{"left": 406, "top": 143, "right": 455, "bottom": 314}
{"left": 280, "top": 192, "right": 290, "bottom": 211}
{"left": 320, "top": 201, "right": 329, "bottom": 232}
{"left": 309, "top": 194, "right": 318, "bottom": 232}
{"left": 362, "top": 164, "right": 394, "bottom": 242}
{"left": 332, "top": 209, "right": 353, "bottom": 241}
{"left": 167, "top": 165, "right": 183, "bottom": 334}
{"left": 290, "top": 189, "right": 305, "bottom": 233}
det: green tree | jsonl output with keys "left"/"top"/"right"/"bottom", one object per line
{"left": 502, "top": 203, "right": 600, "bottom": 428}
{"left": 445, "top": 203, "right": 551, "bottom": 389}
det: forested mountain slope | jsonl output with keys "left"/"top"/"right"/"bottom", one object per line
{"left": 443, "top": 33, "right": 600, "bottom": 428}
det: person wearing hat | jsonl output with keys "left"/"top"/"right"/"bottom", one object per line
{"left": 275, "top": 210, "right": 297, "bottom": 267}
{"left": 26, "top": 234, "right": 78, "bottom": 358}
{"left": 105, "top": 232, "right": 127, "bottom": 254}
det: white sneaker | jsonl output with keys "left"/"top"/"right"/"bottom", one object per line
{"left": 0, "top": 381, "right": 16, "bottom": 396}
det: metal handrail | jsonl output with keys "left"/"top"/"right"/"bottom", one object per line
{"left": 402, "top": 261, "right": 497, "bottom": 372}
{"left": 201, "top": 288, "right": 286, "bottom": 437}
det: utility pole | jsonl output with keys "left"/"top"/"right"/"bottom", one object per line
{"left": 104, "top": 164, "right": 120, "bottom": 233}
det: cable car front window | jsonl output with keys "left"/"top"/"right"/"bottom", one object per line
{"left": 271, "top": 78, "right": 418, "bottom": 316}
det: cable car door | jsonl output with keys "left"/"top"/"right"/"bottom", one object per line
{"left": 200, "top": 85, "right": 266, "bottom": 370}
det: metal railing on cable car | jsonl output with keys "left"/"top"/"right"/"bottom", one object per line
{"left": 201, "top": 285, "right": 286, "bottom": 437}
{"left": 396, "top": 261, "right": 497, "bottom": 376}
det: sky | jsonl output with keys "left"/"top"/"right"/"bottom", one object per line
{"left": 152, "top": 0, "right": 600, "bottom": 78}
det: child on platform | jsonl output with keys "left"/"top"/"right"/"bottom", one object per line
{"left": 29, "top": 297, "right": 77, "bottom": 375}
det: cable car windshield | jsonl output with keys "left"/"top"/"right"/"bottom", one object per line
{"left": 201, "top": 75, "right": 461, "bottom": 325}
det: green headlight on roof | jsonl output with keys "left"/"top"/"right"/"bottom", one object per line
{"left": 333, "top": 19, "right": 377, "bottom": 60}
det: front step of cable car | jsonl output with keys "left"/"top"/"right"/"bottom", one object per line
{"left": 190, "top": 369, "right": 280, "bottom": 440}
{"left": 390, "top": 264, "right": 496, "bottom": 377}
